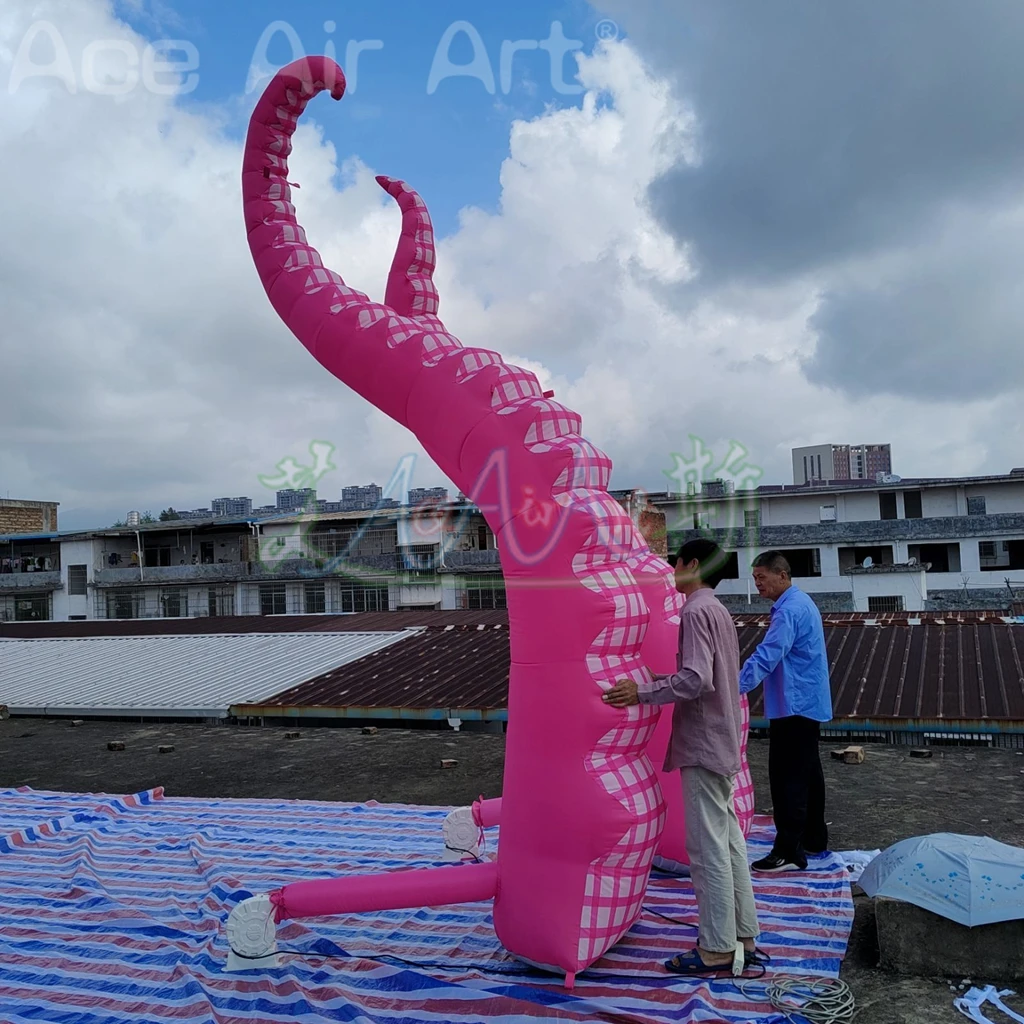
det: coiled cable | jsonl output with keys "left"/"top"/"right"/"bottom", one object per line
{"left": 740, "top": 974, "right": 857, "bottom": 1024}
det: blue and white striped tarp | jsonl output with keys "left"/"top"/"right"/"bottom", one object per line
{"left": 0, "top": 786, "right": 854, "bottom": 1023}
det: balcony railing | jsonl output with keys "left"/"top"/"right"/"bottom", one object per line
{"left": 92, "top": 554, "right": 402, "bottom": 586}
{"left": 440, "top": 549, "right": 501, "bottom": 570}
{"left": 0, "top": 571, "right": 63, "bottom": 591}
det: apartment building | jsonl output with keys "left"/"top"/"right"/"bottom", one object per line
{"left": 654, "top": 469, "right": 1024, "bottom": 613}
{"left": 0, "top": 500, "right": 504, "bottom": 623}
{"left": 408, "top": 487, "right": 450, "bottom": 505}
{"left": 211, "top": 497, "right": 253, "bottom": 517}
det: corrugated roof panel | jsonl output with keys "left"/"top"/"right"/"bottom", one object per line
{"left": 0, "top": 632, "right": 413, "bottom": 717}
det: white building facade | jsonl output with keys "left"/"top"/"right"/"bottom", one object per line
{"left": 654, "top": 470, "right": 1024, "bottom": 613}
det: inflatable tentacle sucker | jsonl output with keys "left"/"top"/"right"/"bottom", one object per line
{"left": 233, "top": 55, "right": 752, "bottom": 985}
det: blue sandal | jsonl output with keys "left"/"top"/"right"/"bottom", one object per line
{"left": 663, "top": 950, "right": 735, "bottom": 976}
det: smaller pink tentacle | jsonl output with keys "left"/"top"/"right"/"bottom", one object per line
{"left": 377, "top": 175, "right": 441, "bottom": 321}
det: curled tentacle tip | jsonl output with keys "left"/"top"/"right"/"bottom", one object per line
{"left": 375, "top": 174, "right": 407, "bottom": 196}
{"left": 315, "top": 56, "right": 346, "bottom": 99}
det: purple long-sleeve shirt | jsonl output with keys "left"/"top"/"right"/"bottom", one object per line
{"left": 637, "top": 587, "right": 743, "bottom": 778}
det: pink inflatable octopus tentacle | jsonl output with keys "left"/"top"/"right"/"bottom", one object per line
{"left": 375, "top": 175, "right": 443, "bottom": 328}
{"left": 235, "top": 55, "right": 748, "bottom": 981}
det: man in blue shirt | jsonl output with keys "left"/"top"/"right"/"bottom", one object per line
{"left": 739, "top": 551, "right": 833, "bottom": 872}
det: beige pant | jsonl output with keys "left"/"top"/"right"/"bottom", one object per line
{"left": 682, "top": 766, "right": 760, "bottom": 953}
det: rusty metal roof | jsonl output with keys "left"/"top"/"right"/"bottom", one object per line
{"left": 0, "top": 610, "right": 509, "bottom": 638}
{"left": 738, "top": 620, "right": 1024, "bottom": 722}
{"left": 232, "top": 624, "right": 510, "bottom": 717}
{"left": 733, "top": 610, "right": 1023, "bottom": 628}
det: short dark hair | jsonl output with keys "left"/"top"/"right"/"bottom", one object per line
{"left": 752, "top": 550, "right": 791, "bottom": 576}
{"left": 675, "top": 538, "right": 731, "bottom": 589}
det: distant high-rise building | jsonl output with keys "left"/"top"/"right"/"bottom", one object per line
{"left": 341, "top": 483, "right": 383, "bottom": 511}
{"left": 276, "top": 488, "right": 317, "bottom": 511}
{"left": 793, "top": 444, "right": 892, "bottom": 485}
{"left": 212, "top": 496, "right": 252, "bottom": 517}
{"left": 408, "top": 487, "right": 449, "bottom": 505}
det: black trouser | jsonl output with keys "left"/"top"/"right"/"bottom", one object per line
{"left": 768, "top": 716, "right": 827, "bottom": 863}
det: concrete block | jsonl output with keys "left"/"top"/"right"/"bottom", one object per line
{"left": 107, "top": 741, "right": 125, "bottom": 751}
{"left": 158, "top": 745, "right": 175, "bottom": 754}
{"left": 910, "top": 748, "right": 933, "bottom": 759}
{"left": 440, "top": 759, "right": 457, "bottom": 770}
{"left": 70, "top": 719, "right": 84, "bottom": 727}
{"left": 362, "top": 726, "right": 378, "bottom": 736}
{"left": 284, "top": 731, "right": 300, "bottom": 740}
{"left": 876, "top": 896, "right": 1024, "bottom": 980}
{"left": 831, "top": 746, "right": 865, "bottom": 764}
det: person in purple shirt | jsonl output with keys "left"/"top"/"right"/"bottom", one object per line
{"left": 603, "top": 539, "right": 761, "bottom": 977}
{"left": 739, "top": 551, "right": 834, "bottom": 873}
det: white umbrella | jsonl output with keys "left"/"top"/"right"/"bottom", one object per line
{"left": 860, "top": 833, "right": 1024, "bottom": 927}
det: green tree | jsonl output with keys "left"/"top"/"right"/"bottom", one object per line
{"left": 159, "top": 508, "right": 181, "bottom": 521}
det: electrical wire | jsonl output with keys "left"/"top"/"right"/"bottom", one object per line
{"left": 280, "top": 945, "right": 854, "bottom": 1022}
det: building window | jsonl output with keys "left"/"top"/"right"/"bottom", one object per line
{"left": 160, "top": 589, "right": 187, "bottom": 618}
{"left": 68, "top": 565, "right": 88, "bottom": 595}
{"left": 259, "top": 583, "right": 287, "bottom": 615}
{"left": 144, "top": 546, "right": 172, "bottom": 568}
{"left": 908, "top": 543, "right": 961, "bottom": 574}
{"left": 107, "top": 590, "right": 143, "bottom": 619}
{"left": 879, "top": 493, "right": 898, "bottom": 520}
{"left": 967, "top": 496, "right": 987, "bottom": 516}
{"left": 819, "top": 505, "right": 836, "bottom": 522}
{"left": 14, "top": 593, "right": 51, "bottom": 621}
{"left": 978, "top": 539, "right": 1024, "bottom": 571}
{"left": 459, "top": 574, "right": 507, "bottom": 610}
{"left": 744, "top": 509, "right": 761, "bottom": 529}
{"left": 903, "top": 491, "right": 922, "bottom": 519}
{"left": 401, "top": 544, "right": 436, "bottom": 573}
{"left": 868, "top": 596, "right": 904, "bottom": 613}
{"left": 304, "top": 581, "right": 326, "bottom": 614}
{"left": 339, "top": 581, "right": 389, "bottom": 613}
{"left": 208, "top": 586, "right": 235, "bottom": 617}
{"left": 775, "top": 549, "right": 821, "bottom": 578}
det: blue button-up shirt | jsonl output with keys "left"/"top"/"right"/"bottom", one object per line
{"left": 739, "top": 585, "right": 833, "bottom": 722}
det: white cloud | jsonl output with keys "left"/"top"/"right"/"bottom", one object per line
{"left": 1, "top": 0, "right": 1019, "bottom": 531}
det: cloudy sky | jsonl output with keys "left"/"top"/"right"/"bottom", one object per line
{"left": 2, "top": 0, "right": 1022, "bottom": 529}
